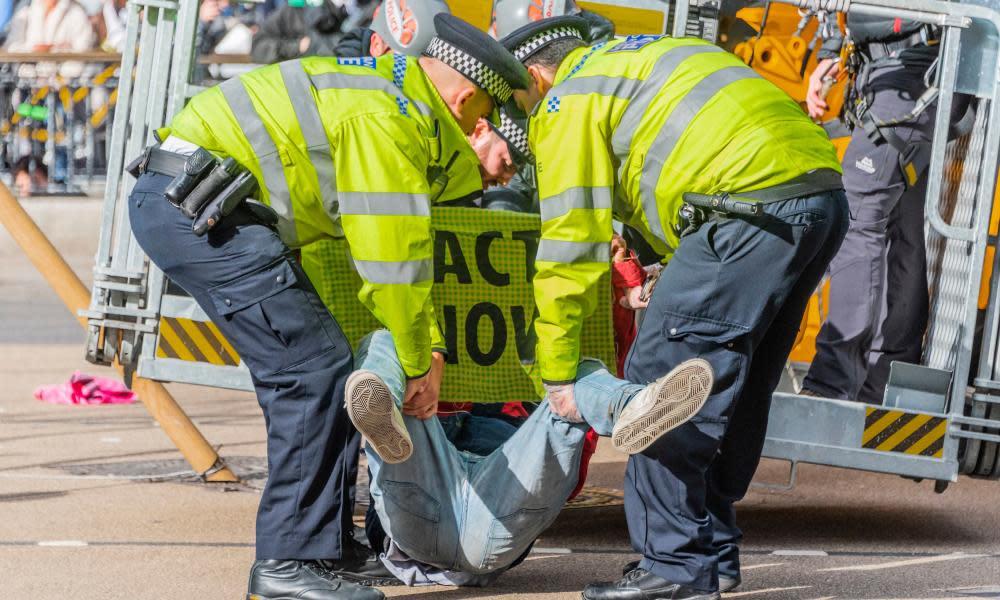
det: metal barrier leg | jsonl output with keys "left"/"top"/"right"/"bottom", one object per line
{"left": 0, "top": 180, "right": 238, "bottom": 483}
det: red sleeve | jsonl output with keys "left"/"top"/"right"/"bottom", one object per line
{"left": 612, "top": 253, "right": 647, "bottom": 289}
{"left": 567, "top": 429, "right": 600, "bottom": 501}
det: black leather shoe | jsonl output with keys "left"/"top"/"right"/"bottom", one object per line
{"left": 316, "top": 537, "right": 402, "bottom": 587}
{"left": 622, "top": 561, "right": 740, "bottom": 593}
{"left": 583, "top": 568, "right": 721, "bottom": 600}
{"left": 246, "top": 560, "right": 385, "bottom": 600}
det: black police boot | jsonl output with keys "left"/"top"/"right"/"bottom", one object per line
{"left": 583, "top": 568, "right": 721, "bottom": 600}
{"left": 622, "top": 561, "right": 740, "bottom": 593}
{"left": 246, "top": 560, "right": 385, "bottom": 600}
{"left": 316, "top": 536, "right": 401, "bottom": 587}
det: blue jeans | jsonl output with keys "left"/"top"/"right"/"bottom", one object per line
{"left": 356, "top": 330, "right": 642, "bottom": 575}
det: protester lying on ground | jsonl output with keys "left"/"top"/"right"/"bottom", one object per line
{"left": 345, "top": 329, "right": 714, "bottom": 585}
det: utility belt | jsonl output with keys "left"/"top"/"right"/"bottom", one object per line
{"left": 674, "top": 168, "right": 843, "bottom": 238}
{"left": 126, "top": 144, "right": 277, "bottom": 236}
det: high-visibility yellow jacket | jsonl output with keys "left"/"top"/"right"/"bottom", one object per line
{"left": 163, "top": 54, "right": 480, "bottom": 378}
{"left": 530, "top": 36, "right": 842, "bottom": 383}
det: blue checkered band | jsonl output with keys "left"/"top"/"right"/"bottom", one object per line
{"left": 337, "top": 57, "right": 377, "bottom": 68}
{"left": 425, "top": 37, "right": 514, "bottom": 105}
{"left": 392, "top": 54, "right": 410, "bottom": 115}
{"left": 547, "top": 96, "right": 561, "bottom": 113}
{"left": 568, "top": 41, "right": 607, "bottom": 77}
{"left": 511, "top": 26, "right": 585, "bottom": 62}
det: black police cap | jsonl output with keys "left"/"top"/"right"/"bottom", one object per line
{"left": 489, "top": 109, "right": 533, "bottom": 168}
{"left": 500, "top": 15, "right": 590, "bottom": 63}
{"left": 424, "top": 14, "right": 530, "bottom": 108}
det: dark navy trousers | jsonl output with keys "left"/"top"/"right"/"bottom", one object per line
{"left": 803, "top": 60, "right": 936, "bottom": 403}
{"left": 129, "top": 173, "right": 359, "bottom": 560}
{"left": 623, "top": 190, "right": 849, "bottom": 592}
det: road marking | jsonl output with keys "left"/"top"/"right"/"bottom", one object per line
{"left": 772, "top": 549, "right": 828, "bottom": 556}
{"left": 725, "top": 586, "right": 811, "bottom": 597}
{"left": 531, "top": 547, "right": 573, "bottom": 554}
{"left": 741, "top": 562, "right": 784, "bottom": 571}
{"left": 37, "top": 540, "right": 88, "bottom": 547}
{"left": 818, "top": 552, "right": 986, "bottom": 572}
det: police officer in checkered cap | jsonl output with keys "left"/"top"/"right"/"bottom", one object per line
{"left": 424, "top": 13, "right": 530, "bottom": 124}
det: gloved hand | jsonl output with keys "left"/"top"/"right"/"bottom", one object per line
{"left": 545, "top": 383, "right": 583, "bottom": 423}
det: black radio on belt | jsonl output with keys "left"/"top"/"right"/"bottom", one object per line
{"left": 180, "top": 157, "right": 243, "bottom": 219}
{"left": 164, "top": 148, "right": 216, "bottom": 206}
{"left": 192, "top": 170, "right": 258, "bottom": 236}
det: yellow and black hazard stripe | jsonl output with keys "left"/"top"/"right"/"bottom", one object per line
{"left": 862, "top": 408, "right": 946, "bottom": 458}
{"left": 156, "top": 317, "right": 240, "bottom": 367}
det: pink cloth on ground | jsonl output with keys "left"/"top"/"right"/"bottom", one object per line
{"left": 34, "top": 371, "right": 137, "bottom": 405}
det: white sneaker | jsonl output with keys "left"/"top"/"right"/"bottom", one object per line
{"left": 345, "top": 370, "right": 413, "bottom": 464}
{"left": 611, "top": 358, "right": 714, "bottom": 454}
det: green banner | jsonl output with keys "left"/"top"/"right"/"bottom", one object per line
{"left": 301, "top": 207, "right": 615, "bottom": 402}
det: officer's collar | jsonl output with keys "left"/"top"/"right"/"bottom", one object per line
{"left": 526, "top": 44, "right": 592, "bottom": 119}
{"left": 407, "top": 60, "right": 480, "bottom": 170}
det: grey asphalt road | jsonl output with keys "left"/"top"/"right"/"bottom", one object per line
{"left": 0, "top": 196, "right": 997, "bottom": 599}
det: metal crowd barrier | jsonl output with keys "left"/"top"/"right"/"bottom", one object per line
{"left": 0, "top": 51, "right": 255, "bottom": 195}
{"left": 0, "top": 52, "right": 121, "bottom": 194}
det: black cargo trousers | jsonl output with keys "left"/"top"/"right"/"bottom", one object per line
{"left": 129, "top": 172, "right": 359, "bottom": 560}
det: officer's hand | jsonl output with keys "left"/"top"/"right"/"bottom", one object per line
{"left": 403, "top": 352, "right": 444, "bottom": 420}
{"left": 807, "top": 58, "right": 840, "bottom": 120}
{"left": 619, "top": 286, "right": 650, "bottom": 310}
{"left": 545, "top": 383, "right": 584, "bottom": 423}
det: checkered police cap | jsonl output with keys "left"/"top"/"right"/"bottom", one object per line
{"left": 511, "top": 25, "right": 585, "bottom": 61}
{"left": 490, "top": 111, "right": 534, "bottom": 166}
{"left": 424, "top": 14, "right": 529, "bottom": 106}
{"left": 501, "top": 15, "right": 590, "bottom": 63}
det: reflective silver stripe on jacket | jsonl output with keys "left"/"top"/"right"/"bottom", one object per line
{"left": 611, "top": 44, "right": 723, "bottom": 159}
{"left": 536, "top": 239, "right": 610, "bottom": 264}
{"left": 309, "top": 71, "right": 432, "bottom": 116}
{"left": 549, "top": 75, "right": 643, "bottom": 100}
{"left": 280, "top": 60, "right": 338, "bottom": 218}
{"left": 339, "top": 191, "right": 431, "bottom": 217}
{"left": 218, "top": 76, "right": 297, "bottom": 245}
{"left": 354, "top": 258, "right": 433, "bottom": 284}
{"left": 540, "top": 187, "right": 613, "bottom": 223}
{"left": 639, "top": 66, "right": 760, "bottom": 244}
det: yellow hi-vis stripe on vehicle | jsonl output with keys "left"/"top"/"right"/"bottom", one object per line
{"left": 862, "top": 408, "right": 946, "bottom": 458}
{"left": 155, "top": 317, "right": 240, "bottom": 366}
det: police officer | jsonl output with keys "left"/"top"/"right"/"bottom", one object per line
{"left": 127, "top": 14, "right": 527, "bottom": 599}
{"left": 802, "top": 16, "right": 956, "bottom": 403}
{"left": 503, "top": 18, "right": 848, "bottom": 600}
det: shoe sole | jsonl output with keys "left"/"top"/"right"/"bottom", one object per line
{"left": 345, "top": 370, "right": 412, "bottom": 464}
{"left": 611, "top": 358, "right": 714, "bottom": 455}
